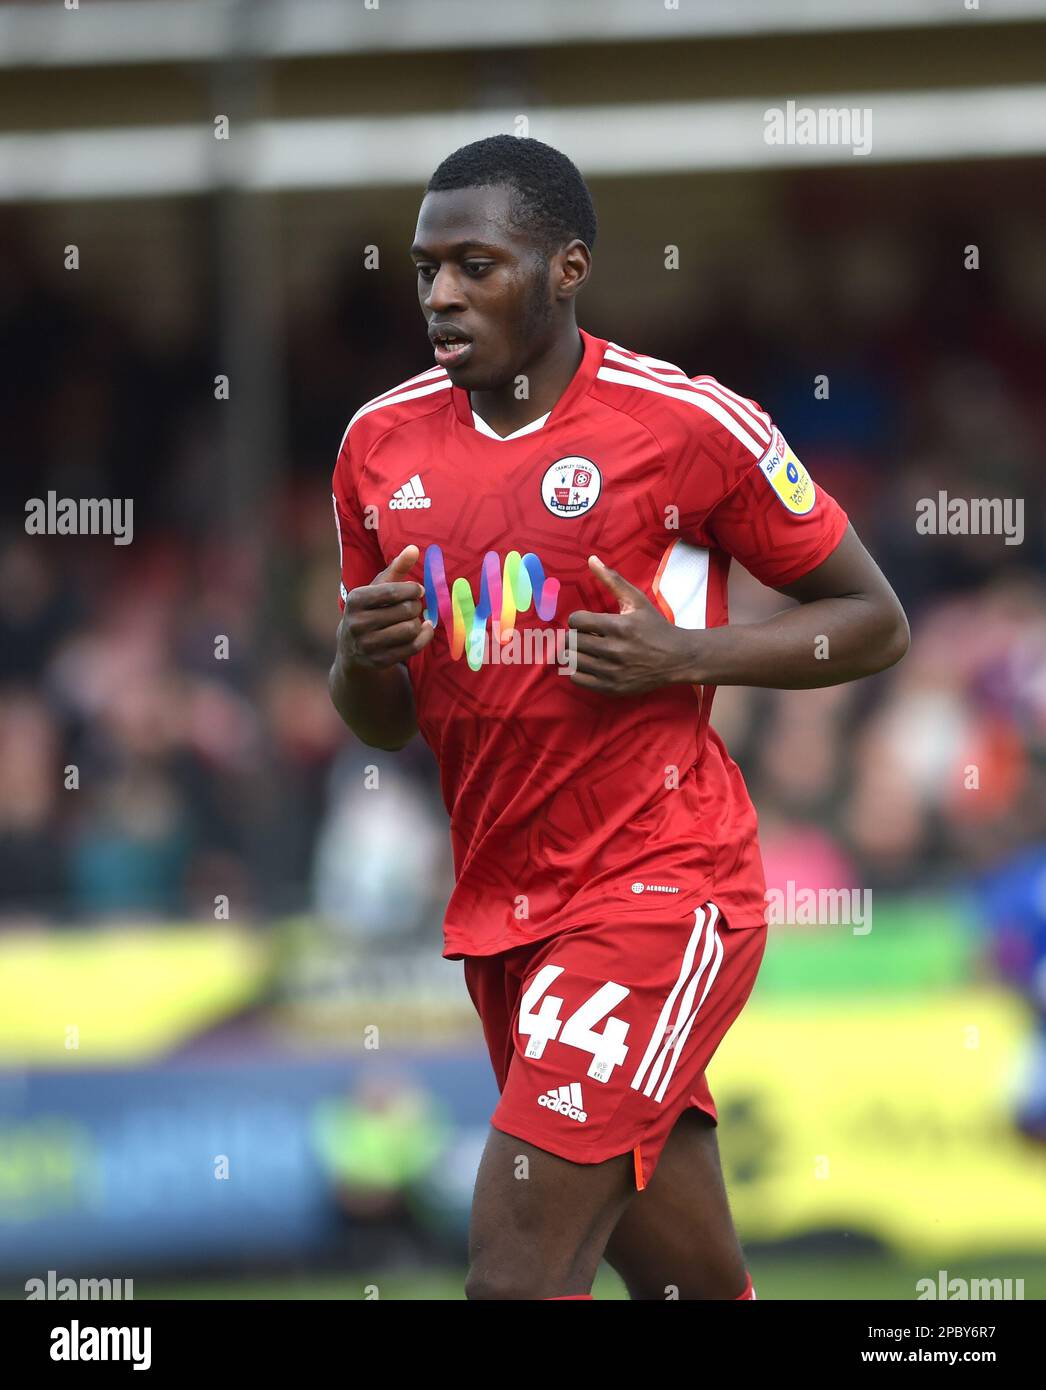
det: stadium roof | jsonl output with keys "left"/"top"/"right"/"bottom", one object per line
{"left": 2, "top": 0, "right": 1046, "bottom": 68}
{"left": 2, "top": 85, "right": 1045, "bottom": 200}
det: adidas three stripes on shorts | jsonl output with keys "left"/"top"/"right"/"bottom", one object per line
{"left": 462, "top": 901, "right": 767, "bottom": 1188}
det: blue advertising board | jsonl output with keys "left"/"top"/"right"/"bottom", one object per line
{"left": 0, "top": 1052, "right": 498, "bottom": 1275}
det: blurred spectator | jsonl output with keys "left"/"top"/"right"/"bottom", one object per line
{"left": 312, "top": 752, "right": 449, "bottom": 943}
{"left": 975, "top": 846, "right": 1046, "bottom": 1142}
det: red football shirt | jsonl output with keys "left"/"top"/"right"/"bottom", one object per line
{"left": 332, "top": 328, "right": 848, "bottom": 958}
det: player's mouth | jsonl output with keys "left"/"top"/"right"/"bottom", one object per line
{"left": 429, "top": 324, "right": 474, "bottom": 368}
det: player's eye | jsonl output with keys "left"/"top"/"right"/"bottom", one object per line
{"left": 415, "top": 260, "right": 491, "bottom": 282}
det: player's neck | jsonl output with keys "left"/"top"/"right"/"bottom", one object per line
{"left": 469, "top": 325, "right": 584, "bottom": 439}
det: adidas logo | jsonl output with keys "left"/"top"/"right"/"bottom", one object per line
{"left": 537, "top": 1083, "right": 587, "bottom": 1124}
{"left": 389, "top": 474, "right": 431, "bottom": 510}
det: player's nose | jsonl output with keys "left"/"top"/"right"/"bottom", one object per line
{"left": 425, "top": 264, "right": 467, "bottom": 314}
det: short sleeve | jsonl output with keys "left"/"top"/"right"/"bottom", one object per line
{"left": 332, "top": 427, "right": 387, "bottom": 611}
{"left": 692, "top": 382, "right": 849, "bottom": 589}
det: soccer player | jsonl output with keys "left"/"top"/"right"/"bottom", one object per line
{"left": 328, "top": 136, "right": 909, "bottom": 1300}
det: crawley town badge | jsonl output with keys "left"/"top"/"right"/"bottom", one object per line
{"left": 757, "top": 429, "right": 816, "bottom": 515}
{"left": 540, "top": 457, "right": 602, "bottom": 518}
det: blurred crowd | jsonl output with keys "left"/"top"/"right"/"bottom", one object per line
{"left": 2, "top": 182, "right": 1045, "bottom": 936}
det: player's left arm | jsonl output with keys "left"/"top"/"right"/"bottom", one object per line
{"left": 569, "top": 527, "right": 908, "bottom": 695}
{"left": 764, "top": 520, "right": 910, "bottom": 680}
{"left": 686, "top": 520, "right": 910, "bottom": 688}
{"left": 569, "top": 385, "right": 913, "bottom": 699}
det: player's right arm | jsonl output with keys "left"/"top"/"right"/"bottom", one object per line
{"left": 329, "top": 544, "right": 433, "bottom": 750}
{"left": 328, "top": 431, "right": 433, "bottom": 750}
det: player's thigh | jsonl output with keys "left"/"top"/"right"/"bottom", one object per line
{"left": 467, "top": 1124, "right": 634, "bottom": 1300}
{"left": 603, "top": 1107, "right": 747, "bottom": 1300}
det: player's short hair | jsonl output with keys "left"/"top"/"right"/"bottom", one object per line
{"left": 426, "top": 135, "right": 597, "bottom": 256}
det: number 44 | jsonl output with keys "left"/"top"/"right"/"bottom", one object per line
{"left": 518, "top": 965, "right": 630, "bottom": 1083}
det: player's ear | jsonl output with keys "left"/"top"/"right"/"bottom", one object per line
{"left": 555, "top": 240, "right": 590, "bottom": 299}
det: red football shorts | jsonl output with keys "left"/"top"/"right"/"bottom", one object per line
{"left": 463, "top": 901, "right": 766, "bottom": 1189}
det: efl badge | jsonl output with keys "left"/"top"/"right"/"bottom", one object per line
{"left": 758, "top": 430, "right": 815, "bottom": 515}
{"left": 540, "top": 457, "right": 602, "bottom": 518}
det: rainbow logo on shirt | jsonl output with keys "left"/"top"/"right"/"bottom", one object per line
{"left": 423, "top": 544, "right": 561, "bottom": 671}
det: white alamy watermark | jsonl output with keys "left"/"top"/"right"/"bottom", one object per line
{"left": 916, "top": 491, "right": 1023, "bottom": 546}
{"left": 916, "top": 1270, "right": 1024, "bottom": 1300}
{"left": 764, "top": 882, "right": 872, "bottom": 934}
{"left": 467, "top": 626, "right": 578, "bottom": 674}
{"left": 764, "top": 100, "right": 872, "bottom": 157}
{"left": 25, "top": 492, "right": 133, "bottom": 546}
{"left": 26, "top": 1271, "right": 134, "bottom": 1300}
{"left": 50, "top": 1321, "right": 151, "bottom": 1371}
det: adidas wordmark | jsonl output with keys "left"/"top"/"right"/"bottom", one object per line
{"left": 390, "top": 474, "right": 431, "bottom": 510}
{"left": 538, "top": 1083, "right": 587, "bottom": 1123}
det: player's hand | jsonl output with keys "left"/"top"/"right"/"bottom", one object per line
{"left": 336, "top": 544, "right": 435, "bottom": 670}
{"left": 566, "top": 556, "right": 695, "bottom": 696}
